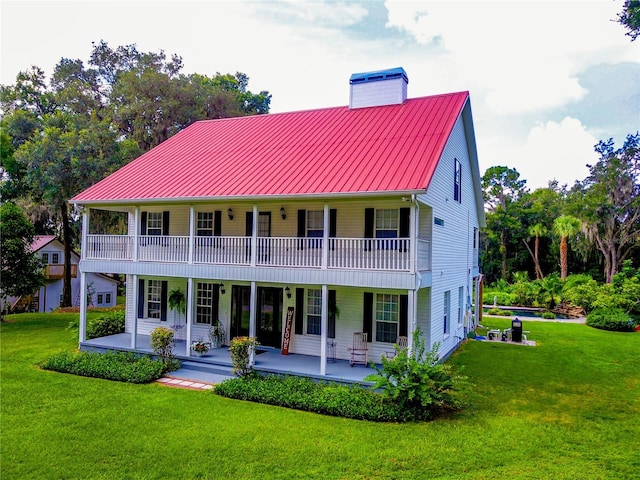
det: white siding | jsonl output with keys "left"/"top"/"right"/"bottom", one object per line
{"left": 419, "top": 114, "right": 482, "bottom": 357}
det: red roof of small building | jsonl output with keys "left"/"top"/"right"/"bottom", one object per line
{"left": 72, "top": 92, "right": 470, "bottom": 204}
{"left": 30, "top": 236, "right": 57, "bottom": 252}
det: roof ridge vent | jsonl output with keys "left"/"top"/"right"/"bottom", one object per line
{"left": 349, "top": 67, "right": 408, "bottom": 109}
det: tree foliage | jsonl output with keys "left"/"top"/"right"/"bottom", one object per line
{"left": 0, "top": 203, "right": 45, "bottom": 309}
{"left": 617, "top": 0, "right": 640, "bottom": 41}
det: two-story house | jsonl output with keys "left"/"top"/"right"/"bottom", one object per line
{"left": 71, "top": 67, "right": 485, "bottom": 378}
{"left": 4, "top": 236, "right": 118, "bottom": 313}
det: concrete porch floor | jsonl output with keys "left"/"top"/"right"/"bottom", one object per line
{"left": 81, "top": 333, "right": 380, "bottom": 385}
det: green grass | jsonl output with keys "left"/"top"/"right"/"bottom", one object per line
{"left": 2, "top": 313, "right": 639, "bottom": 479}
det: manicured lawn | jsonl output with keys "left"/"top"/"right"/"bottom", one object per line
{"left": 2, "top": 314, "right": 638, "bottom": 479}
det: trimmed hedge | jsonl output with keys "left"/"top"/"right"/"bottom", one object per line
{"left": 213, "top": 374, "right": 408, "bottom": 422}
{"left": 586, "top": 308, "right": 636, "bottom": 332}
{"left": 40, "top": 350, "right": 169, "bottom": 384}
{"left": 86, "top": 310, "right": 125, "bottom": 339}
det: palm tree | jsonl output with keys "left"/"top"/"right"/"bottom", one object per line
{"left": 553, "top": 216, "right": 582, "bottom": 280}
{"left": 528, "top": 223, "right": 547, "bottom": 280}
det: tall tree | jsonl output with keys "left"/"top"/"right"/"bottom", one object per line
{"left": 570, "top": 134, "right": 640, "bottom": 283}
{"left": 481, "top": 166, "right": 528, "bottom": 281}
{"left": 617, "top": 0, "right": 640, "bottom": 41}
{"left": 526, "top": 223, "right": 547, "bottom": 280}
{"left": 553, "top": 215, "right": 582, "bottom": 280}
{"left": 0, "top": 203, "right": 45, "bottom": 318}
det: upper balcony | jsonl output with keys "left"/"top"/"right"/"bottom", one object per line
{"left": 85, "top": 235, "right": 431, "bottom": 272}
{"left": 44, "top": 264, "right": 78, "bottom": 280}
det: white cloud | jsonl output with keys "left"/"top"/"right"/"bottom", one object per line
{"left": 479, "top": 116, "right": 599, "bottom": 190}
{"left": 384, "top": 0, "right": 639, "bottom": 114}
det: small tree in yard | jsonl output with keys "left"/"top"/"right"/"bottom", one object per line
{"left": 150, "top": 327, "right": 176, "bottom": 367}
{"left": 365, "top": 330, "right": 471, "bottom": 421}
{"left": 0, "top": 202, "right": 45, "bottom": 319}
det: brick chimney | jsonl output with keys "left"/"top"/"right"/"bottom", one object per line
{"left": 349, "top": 67, "right": 408, "bottom": 109}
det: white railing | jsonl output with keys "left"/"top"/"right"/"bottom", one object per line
{"left": 193, "top": 236, "right": 250, "bottom": 265}
{"left": 255, "top": 237, "right": 323, "bottom": 267}
{"left": 86, "top": 235, "right": 134, "bottom": 260}
{"left": 138, "top": 235, "right": 190, "bottom": 262}
{"left": 84, "top": 235, "right": 424, "bottom": 272}
{"left": 328, "top": 238, "right": 411, "bottom": 271}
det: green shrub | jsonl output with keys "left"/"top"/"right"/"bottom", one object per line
{"left": 485, "top": 308, "right": 514, "bottom": 316}
{"left": 228, "top": 336, "right": 259, "bottom": 376}
{"left": 213, "top": 374, "right": 406, "bottom": 422}
{"left": 150, "top": 327, "right": 175, "bottom": 364}
{"left": 586, "top": 308, "right": 636, "bottom": 332}
{"left": 40, "top": 350, "right": 168, "bottom": 383}
{"left": 365, "top": 331, "right": 471, "bottom": 421}
{"left": 482, "top": 291, "right": 516, "bottom": 306}
{"left": 541, "top": 311, "right": 556, "bottom": 319}
{"left": 86, "top": 310, "right": 125, "bottom": 339}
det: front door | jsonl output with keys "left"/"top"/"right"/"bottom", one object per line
{"left": 230, "top": 285, "right": 251, "bottom": 340}
{"left": 257, "top": 287, "right": 283, "bottom": 348}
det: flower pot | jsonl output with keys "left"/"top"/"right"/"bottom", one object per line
{"left": 193, "top": 351, "right": 205, "bottom": 357}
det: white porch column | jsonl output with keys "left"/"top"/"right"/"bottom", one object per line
{"left": 410, "top": 196, "right": 417, "bottom": 273}
{"left": 188, "top": 206, "right": 195, "bottom": 264}
{"left": 408, "top": 289, "right": 417, "bottom": 354}
{"left": 78, "top": 208, "right": 89, "bottom": 344}
{"left": 79, "top": 272, "right": 88, "bottom": 344}
{"left": 131, "top": 274, "right": 138, "bottom": 349}
{"left": 133, "top": 207, "right": 140, "bottom": 261}
{"left": 322, "top": 204, "right": 329, "bottom": 269}
{"left": 249, "top": 281, "right": 257, "bottom": 367}
{"left": 320, "top": 284, "right": 328, "bottom": 375}
{"left": 185, "top": 277, "right": 194, "bottom": 357}
{"left": 250, "top": 205, "right": 258, "bottom": 267}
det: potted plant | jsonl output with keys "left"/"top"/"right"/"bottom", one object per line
{"left": 168, "top": 288, "right": 186, "bottom": 315}
{"left": 209, "top": 320, "right": 226, "bottom": 349}
{"left": 191, "top": 339, "right": 209, "bottom": 357}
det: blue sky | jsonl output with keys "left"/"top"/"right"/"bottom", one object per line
{"left": 2, "top": 0, "right": 638, "bottom": 190}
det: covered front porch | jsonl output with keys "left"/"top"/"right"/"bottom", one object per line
{"left": 81, "top": 332, "right": 380, "bottom": 385}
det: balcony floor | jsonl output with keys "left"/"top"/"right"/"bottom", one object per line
{"left": 81, "top": 333, "right": 380, "bottom": 385}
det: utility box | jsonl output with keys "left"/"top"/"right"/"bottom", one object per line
{"left": 512, "top": 318, "right": 523, "bottom": 342}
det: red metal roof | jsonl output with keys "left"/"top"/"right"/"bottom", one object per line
{"left": 72, "top": 92, "right": 469, "bottom": 203}
{"left": 30, "top": 236, "right": 57, "bottom": 252}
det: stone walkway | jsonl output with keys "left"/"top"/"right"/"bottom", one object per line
{"left": 156, "top": 376, "right": 215, "bottom": 390}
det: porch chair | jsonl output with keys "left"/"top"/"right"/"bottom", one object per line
{"left": 384, "top": 335, "right": 408, "bottom": 359}
{"left": 348, "top": 332, "right": 368, "bottom": 367}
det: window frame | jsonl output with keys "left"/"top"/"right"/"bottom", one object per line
{"left": 375, "top": 293, "right": 399, "bottom": 343}
{"left": 306, "top": 288, "right": 322, "bottom": 335}
{"left": 146, "top": 212, "right": 163, "bottom": 236}
{"left": 147, "top": 280, "right": 163, "bottom": 319}
{"left": 443, "top": 290, "right": 451, "bottom": 335}
{"left": 197, "top": 212, "right": 214, "bottom": 237}
{"left": 195, "top": 282, "right": 219, "bottom": 325}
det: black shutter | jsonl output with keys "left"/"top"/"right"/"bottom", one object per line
{"left": 162, "top": 211, "right": 170, "bottom": 236}
{"left": 363, "top": 292, "right": 373, "bottom": 343}
{"left": 399, "top": 294, "right": 408, "bottom": 337}
{"left": 245, "top": 212, "right": 253, "bottom": 261}
{"left": 329, "top": 209, "right": 337, "bottom": 251}
{"left": 213, "top": 284, "right": 220, "bottom": 324}
{"left": 459, "top": 168, "right": 462, "bottom": 202}
{"left": 160, "top": 281, "right": 168, "bottom": 321}
{"left": 364, "top": 208, "right": 374, "bottom": 251}
{"left": 214, "top": 211, "right": 222, "bottom": 236}
{"left": 328, "top": 289, "right": 336, "bottom": 339}
{"left": 141, "top": 212, "right": 147, "bottom": 235}
{"left": 295, "top": 288, "right": 304, "bottom": 334}
{"left": 297, "top": 209, "right": 306, "bottom": 250}
{"left": 137, "top": 278, "right": 145, "bottom": 318}
{"left": 399, "top": 207, "right": 410, "bottom": 252}
{"left": 245, "top": 212, "right": 253, "bottom": 236}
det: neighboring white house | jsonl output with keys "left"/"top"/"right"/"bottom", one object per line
{"left": 5, "top": 236, "right": 119, "bottom": 313}
{"left": 71, "top": 67, "right": 486, "bottom": 376}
